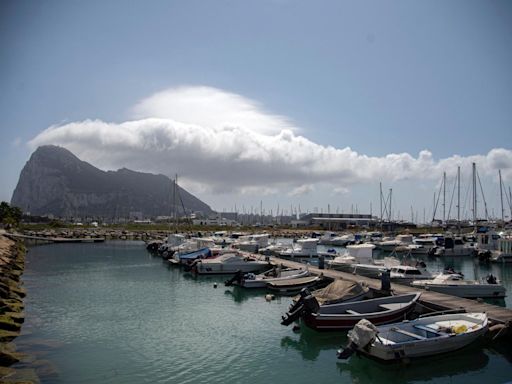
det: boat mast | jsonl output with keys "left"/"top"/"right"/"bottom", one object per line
{"left": 499, "top": 169, "right": 504, "bottom": 222}
{"left": 472, "top": 162, "right": 477, "bottom": 229}
{"left": 457, "top": 166, "right": 460, "bottom": 233}
{"left": 443, "top": 171, "right": 446, "bottom": 223}
{"left": 388, "top": 188, "right": 392, "bottom": 222}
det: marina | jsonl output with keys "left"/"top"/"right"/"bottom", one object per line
{"left": 6, "top": 238, "right": 512, "bottom": 383}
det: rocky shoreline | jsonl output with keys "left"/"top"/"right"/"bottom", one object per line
{"left": 0, "top": 235, "right": 30, "bottom": 383}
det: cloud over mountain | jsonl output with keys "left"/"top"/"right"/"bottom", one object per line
{"left": 29, "top": 86, "right": 512, "bottom": 200}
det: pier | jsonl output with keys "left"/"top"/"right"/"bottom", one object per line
{"left": 268, "top": 255, "right": 512, "bottom": 327}
{"left": 5, "top": 232, "right": 105, "bottom": 243}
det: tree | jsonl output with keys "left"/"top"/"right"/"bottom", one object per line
{"left": 0, "top": 201, "right": 22, "bottom": 227}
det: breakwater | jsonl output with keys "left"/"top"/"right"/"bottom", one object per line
{"left": 0, "top": 235, "right": 29, "bottom": 382}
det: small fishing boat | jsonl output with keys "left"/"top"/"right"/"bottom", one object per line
{"left": 224, "top": 265, "right": 310, "bottom": 288}
{"left": 296, "top": 279, "right": 372, "bottom": 306}
{"left": 337, "top": 312, "right": 488, "bottom": 361}
{"left": 267, "top": 275, "right": 326, "bottom": 295}
{"left": 281, "top": 292, "right": 421, "bottom": 331}
{"left": 191, "top": 252, "right": 270, "bottom": 275}
{"left": 411, "top": 273, "right": 507, "bottom": 298}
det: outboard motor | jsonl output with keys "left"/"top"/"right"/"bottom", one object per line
{"left": 183, "top": 259, "right": 199, "bottom": 272}
{"left": 486, "top": 274, "right": 497, "bottom": 284}
{"left": 281, "top": 292, "right": 319, "bottom": 326}
{"left": 225, "top": 270, "right": 244, "bottom": 286}
{"left": 337, "top": 319, "right": 378, "bottom": 360}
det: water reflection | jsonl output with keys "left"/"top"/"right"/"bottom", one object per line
{"left": 280, "top": 326, "right": 347, "bottom": 361}
{"left": 336, "top": 343, "right": 489, "bottom": 384}
{"left": 224, "top": 286, "right": 268, "bottom": 304}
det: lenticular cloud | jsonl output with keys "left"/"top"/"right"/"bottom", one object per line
{"left": 29, "top": 86, "right": 512, "bottom": 196}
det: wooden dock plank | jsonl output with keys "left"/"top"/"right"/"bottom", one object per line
{"left": 269, "top": 256, "right": 512, "bottom": 325}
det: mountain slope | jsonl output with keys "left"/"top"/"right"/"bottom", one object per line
{"left": 11, "top": 145, "right": 214, "bottom": 219}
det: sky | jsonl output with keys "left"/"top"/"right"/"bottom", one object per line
{"left": 1, "top": 0, "right": 512, "bottom": 222}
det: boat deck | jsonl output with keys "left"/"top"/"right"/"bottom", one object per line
{"left": 268, "top": 256, "right": 512, "bottom": 326}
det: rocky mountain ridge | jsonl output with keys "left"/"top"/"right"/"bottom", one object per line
{"left": 11, "top": 145, "right": 214, "bottom": 219}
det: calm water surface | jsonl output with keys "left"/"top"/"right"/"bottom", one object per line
{"left": 13, "top": 241, "right": 512, "bottom": 383}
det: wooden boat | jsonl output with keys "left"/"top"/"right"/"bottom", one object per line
{"left": 224, "top": 266, "right": 310, "bottom": 288}
{"left": 266, "top": 275, "right": 327, "bottom": 295}
{"left": 338, "top": 312, "right": 488, "bottom": 361}
{"left": 281, "top": 292, "right": 421, "bottom": 331}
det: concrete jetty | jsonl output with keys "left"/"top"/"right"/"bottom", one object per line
{"left": 268, "top": 255, "right": 512, "bottom": 327}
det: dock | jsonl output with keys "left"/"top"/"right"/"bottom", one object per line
{"left": 5, "top": 233, "right": 105, "bottom": 243}
{"left": 268, "top": 255, "right": 512, "bottom": 326}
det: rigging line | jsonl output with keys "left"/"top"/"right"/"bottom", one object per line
{"left": 432, "top": 176, "right": 444, "bottom": 222}
{"left": 461, "top": 172, "right": 472, "bottom": 221}
{"left": 476, "top": 170, "right": 489, "bottom": 220}
{"left": 447, "top": 173, "right": 457, "bottom": 220}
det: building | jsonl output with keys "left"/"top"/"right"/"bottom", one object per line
{"left": 301, "top": 213, "right": 376, "bottom": 229}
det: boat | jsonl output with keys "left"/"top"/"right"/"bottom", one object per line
{"left": 338, "top": 312, "right": 488, "bottom": 361}
{"left": 277, "top": 238, "right": 319, "bottom": 258}
{"left": 328, "top": 244, "right": 400, "bottom": 279}
{"left": 318, "top": 232, "right": 354, "bottom": 246}
{"left": 281, "top": 292, "right": 421, "bottom": 331}
{"left": 224, "top": 266, "right": 310, "bottom": 288}
{"left": 291, "top": 280, "right": 372, "bottom": 306}
{"left": 434, "top": 236, "right": 476, "bottom": 257}
{"left": 389, "top": 263, "right": 433, "bottom": 285}
{"left": 491, "top": 236, "right": 512, "bottom": 263}
{"left": 267, "top": 275, "right": 327, "bottom": 295}
{"left": 411, "top": 273, "right": 507, "bottom": 298}
{"left": 169, "top": 247, "right": 212, "bottom": 266}
{"left": 191, "top": 252, "right": 270, "bottom": 275}
{"left": 411, "top": 235, "right": 439, "bottom": 255}
{"left": 377, "top": 234, "right": 414, "bottom": 252}
{"left": 234, "top": 234, "right": 270, "bottom": 253}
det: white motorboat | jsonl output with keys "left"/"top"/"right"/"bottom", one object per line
{"left": 191, "top": 252, "right": 270, "bottom": 275}
{"left": 491, "top": 237, "right": 512, "bottom": 263}
{"left": 377, "top": 234, "right": 414, "bottom": 252}
{"left": 434, "top": 236, "right": 476, "bottom": 257}
{"left": 328, "top": 244, "right": 399, "bottom": 278}
{"left": 338, "top": 312, "right": 488, "bottom": 361}
{"left": 410, "top": 236, "right": 439, "bottom": 255}
{"left": 411, "top": 273, "right": 507, "bottom": 298}
{"left": 318, "top": 232, "right": 354, "bottom": 246}
{"left": 389, "top": 263, "right": 433, "bottom": 285}
{"left": 328, "top": 243, "right": 375, "bottom": 271}
{"left": 234, "top": 233, "right": 270, "bottom": 253}
{"left": 225, "top": 266, "right": 310, "bottom": 288}
{"left": 277, "top": 238, "right": 319, "bottom": 258}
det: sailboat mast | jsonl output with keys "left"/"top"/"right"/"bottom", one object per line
{"left": 457, "top": 166, "right": 460, "bottom": 232}
{"left": 499, "top": 169, "right": 504, "bottom": 222}
{"left": 472, "top": 162, "right": 477, "bottom": 227}
{"left": 443, "top": 172, "right": 446, "bottom": 223}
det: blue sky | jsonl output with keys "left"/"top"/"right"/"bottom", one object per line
{"left": 1, "top": 0, "right": 512, "bottom": 221}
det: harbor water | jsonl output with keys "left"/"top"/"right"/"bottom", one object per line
{"left": 12, "top": 241, "right": 512, "bottom": 383}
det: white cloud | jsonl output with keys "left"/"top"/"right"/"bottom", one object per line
{"left": 132, "top": 86, "right": 295, "bottom": 135}
{"left": 28, "top": 86, "right": 512, "bottom": 204}
{"left": 289, "top": 185, "right": 315, "bottom": 197}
